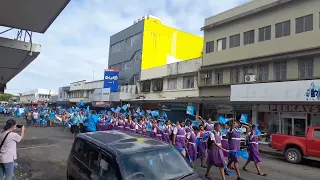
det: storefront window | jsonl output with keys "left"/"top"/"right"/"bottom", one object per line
{"left": 234, "top": 110, "right": 252, "bottom": 124}
{"left": 281, "top": 118, "right": 293, "bottom": 135}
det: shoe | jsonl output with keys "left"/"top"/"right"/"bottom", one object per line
{"left": 237, "top": 177, "right": 245, "bottom": 180}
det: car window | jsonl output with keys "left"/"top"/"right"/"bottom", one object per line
{"left": 313, "top": 129, "right": 320, "bottom": 138}
{"left": 73, "top": 139, "right": 83, "bottom": 159}
{"left": 82, "top": 142, "right": 99, "bottom": 172}
{"left": 98, "top": 154, "right": 119, "bottom": 180}
{"left": 119, "top": 147, "right": 194, "bottom": 180}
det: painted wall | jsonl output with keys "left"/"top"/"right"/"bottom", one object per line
{"left": 141, "top": 17, "right": 203, "bottom": 70}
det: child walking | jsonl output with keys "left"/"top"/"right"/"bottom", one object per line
{"left": 242, "top": 125, "right": 266, "bottom": 176}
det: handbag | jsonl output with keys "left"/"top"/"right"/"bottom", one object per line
{"left": 0, "top": 132, "right": 11, "bottom": 150}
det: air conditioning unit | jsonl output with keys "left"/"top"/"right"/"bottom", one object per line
{"left": 245, "top": 75, "right": 257, "bottom": 82}
{"left": 201, "top": 74, "right": 209, "bottom": 78}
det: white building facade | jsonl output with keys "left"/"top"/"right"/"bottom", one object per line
{"left": 20, "top": 88, "right": 55, "bottom": 104}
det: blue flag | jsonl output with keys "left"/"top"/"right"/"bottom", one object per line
{"left": 158, "top": 122, "right": 164, "bottom": 131}
{"left": 240, "top": 114, "right": 248, "bottom": 124}
{"left": 218, "top": 116, "right": 230, "bottom": 124}
{"left": 254, "top": 127, "right": 262, "bottom": 136}
{"left": 115, "top": 106, "right": 121, "bottom": 113}
{"left": 186, "top": 106, "right": 194, "bottom": 116}
{"left": 151, "top": 110, "right": 160, "bottom": 117}
{"left": 161, "top": 112, "right": 168, "bottom": 120}
{"left": 122, "top": 104, "right": 128, "bottom": 111}
{"left": 191, "top": 121, "right": 200, "bottom": 127}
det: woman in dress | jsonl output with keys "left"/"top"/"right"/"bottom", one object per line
{"left": 205, "top": 123, "right": 229, "bottom": 180}
{"left": 227, "top": 120, "right": 244, "bottom": 180}
{"left": 197, "top": 124, "right": 207, "bottom": 168}
{"left": 186, "top": 126, "right": 198, "bottom": 167}
{"left": 162, "top": 120, "right": 172, "bottom": 144}
{"left": 242, "top": 125, "right": 266, "bottom": 176}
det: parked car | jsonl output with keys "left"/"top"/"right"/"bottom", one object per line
{"left": 270, "top": 126, "right": 320, "bottom": 164}
{"left": 67, "top": 131, "right": 201, "bottom": 180}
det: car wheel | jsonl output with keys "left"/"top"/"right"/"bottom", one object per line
{"left": 284, "top": 148, "right": 302, "bottom": 164}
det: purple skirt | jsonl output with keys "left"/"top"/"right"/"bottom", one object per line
{"left": 187, "top": 143, "right": 197, "bottom": 162}
{"left": 221, "top": 139, "right": 229, "bottom": 157}
{"left": 117, "top": 126, "right": 125, "bottom": 131}
{"left": 162, "top": 133, "right": 171, "bottom": 144}
{"left": 197, "top": 141, "right": 207, "bottom": 158}
{"left": 248, "top": 145, "right": 262, "bottom": 163}
{"left": 207, "top": 146, "right": 226, "bottom": 168}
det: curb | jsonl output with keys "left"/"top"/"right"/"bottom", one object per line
{"left": 259, "top": 149, "right": 283, "bottom": 158}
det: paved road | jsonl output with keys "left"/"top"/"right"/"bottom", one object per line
{"left": 1, "top": 116, "right": 319, "bottom": 180}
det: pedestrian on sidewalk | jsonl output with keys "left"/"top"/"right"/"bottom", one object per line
{"left": 242, "top": 125, "right": 266, "bottom": 176}
{"left": 0, "top": 119, "right": 25, "bottom": 180}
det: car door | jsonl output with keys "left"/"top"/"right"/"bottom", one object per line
{"left": 97, "top": 152, "right": 122, "bottom": 180}
{"left": 307, "top": 128, "right": 320, "bottom": 157}
{"left": 68, "top": 138, "right": 84, "bottom": 180}
{"left": 78, "top": 141, "right": 101, "bottom": 180}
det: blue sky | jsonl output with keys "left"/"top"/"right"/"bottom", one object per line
{"left": 2, "top": 0, "right": 250, "bottom": 95}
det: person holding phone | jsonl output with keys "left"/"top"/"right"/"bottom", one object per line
{"left": 0, "top": 119, "right": 25, "bottom": 180}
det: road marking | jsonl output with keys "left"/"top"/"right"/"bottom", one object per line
{"left": 18, "top": 144, "right": 59, "bottom": 150}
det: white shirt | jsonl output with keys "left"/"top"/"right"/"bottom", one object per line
{"left": 173, "top": 126, "right": 179, "bottom": 135}
{"left": 187, "top": 131, "right": 194, "bottom": 139}
{"left": 33, "top": 112, "right": 38, "bottom": 119}
{"left": 0, "top": 131, "right": 22, "bottom": 163}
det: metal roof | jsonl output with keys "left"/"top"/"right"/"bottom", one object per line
{"left": 0, "top": 0, "right": 70, "bottom": 33}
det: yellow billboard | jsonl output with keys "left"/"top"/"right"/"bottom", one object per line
{"left": 141, "top": 17, "right": 203, "bottom": 70}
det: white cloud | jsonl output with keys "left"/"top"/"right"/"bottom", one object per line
{"left": 3, "top": 0, "right": 250, "bottom": 94}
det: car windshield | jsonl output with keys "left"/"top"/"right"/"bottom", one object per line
{"left": 119, "top": 147, "right": 195, "bottom": 180}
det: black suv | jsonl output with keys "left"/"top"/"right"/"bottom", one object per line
{"left": 67, "top": 131, "right": 200, "bottom": 180}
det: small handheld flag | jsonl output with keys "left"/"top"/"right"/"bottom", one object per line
{"left": 186, "top": 106, "right": 195, "bottom": 116}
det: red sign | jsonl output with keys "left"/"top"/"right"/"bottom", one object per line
{"left": 269, "top": 105, "right": 320, "bottom": 113}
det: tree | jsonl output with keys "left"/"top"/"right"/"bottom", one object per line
{"left": 0, "top": 93, "right": 14, "bottom": 101}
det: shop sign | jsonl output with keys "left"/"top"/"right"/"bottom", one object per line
{"left": 161, "top": 103, "right": 187, "bottom": 111}
{"left": 269, "top": 105, "right": 320, "bottom": 113}
{"left": 92, "top": 102, "right": 112, "bottom": 107}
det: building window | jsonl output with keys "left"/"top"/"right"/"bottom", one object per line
{"left": 125, "top": 33, "right": 142, "bottom": 50}
{"left": 230, "top": 68, "right": 240, "bottom": 83}
{"left": 298, "top": 58, "right": 313, "bottom": 78}
{"left": 167, "top": 78, "right": 177, "bottom": 90}
{"left": 206, "top": 41, "right": 214, "bottom": 53}
{"left": 141, "top": 81, "right": 151, "bottom": 92}
{"left": 151, "top": 79, "right": 163, "bottom": 91}
{"left": 257, "top": 64, "right": 269, "bottom": 81}
{"left": 215, "top": 70, "right": 223, "bottom": 85}
{"left": 243, "top": 30, "right": 255, "bottom": 45}
{"left": 229, "top": 34, "right": 240, "bottom": 48}
{"left": 182, "top": 76, "right": 195, "bottom": 89}
{"left": 296, "top": 14, "right": 313, "bottom": 34}
{"left": 200, "top": 71, "right": 212, "bottom": 85}
{"left": 259, "top": 25, "right": 271, "bottom": 42}
{"left": 243, "top": 65, "right": 254, "bottom": 76}
{"left": 124, "top": 61, "right": 131, "bottom": 70}
{"left": 134, "top": 50, "right": 142, "bottom": 64}
{"left": 109, "top": 63, "right": 122, "bottom": 71}
{"left": 110, "top": 41, "right": 124, "bottom": 53}
{"left": 275, "top": 20, "right": 290, "bottom": 38}
{"left": 274, "top": 61, "right": 287, "bottom": 81}
{"left": 217, "top": 38, "right": 226, "bottom": 51}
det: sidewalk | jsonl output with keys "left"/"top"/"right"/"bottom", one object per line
{"left": 259, "top": 143, "right": 283, "bottom": 157}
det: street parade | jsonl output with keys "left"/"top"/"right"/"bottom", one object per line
{"left": 0, "top": 103, "right": 267, "bottom": 180}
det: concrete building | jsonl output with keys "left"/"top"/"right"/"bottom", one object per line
{"left": 57, "top": 86, "right": 70, "bottom": 105}
{"left": 108, "top": 15, "right": 203, "bottom": 86}
{"left": 66, "top": 80, "right": 138, "bottom": 107}
{"left": 19, "top": 88, "right": 55, "bottom": 104}
{"left": 137, "top": 58, "right": 202, "bottom": 120}
{"left": 0, "top": 0, "right": 70, "bottom": 93}
{"left": 200, "top": 0, "right": 320, "bottom": 142}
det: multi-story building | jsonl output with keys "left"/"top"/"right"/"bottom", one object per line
{"left": 200, "top": 0, "right": 320, "bottom": 142}
{"left": 66, "top": 79, "right": 138, "bottom": 107}
{"left": 137, "top": 58, "right": 201, "bottom": 121}
{"left": 57, "top": 86, "right": 70, "bottom": 106}
{"left": 19, "top": 88, "right": 55, "bottom": 104}
{"left": 108, "top": 15, "right": 203, "bottom": 86}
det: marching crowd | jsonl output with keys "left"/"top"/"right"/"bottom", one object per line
{"left": 0, "top": 104, "right": 266, "bottom": 180}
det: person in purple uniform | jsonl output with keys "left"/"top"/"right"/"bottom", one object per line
{"left": 206, "top": 123, "right": 229, "bottom": 180}
{"left": 172, "top": 121, "right": 187, "bottom": 157}
{"left": 130, "top": 118, "right": 137, "bottom": 132}
{"left": 186, "top": 126, "right": 198, "bottom": 167}
{"left": 124, "top": 116, "right": 131, "bottom": 131}
{"left": 116, "top": 116, "right": 125, "bottom": 131}
{"left": 197, "top": 124, "right": 207, "bottom": 168}
{"left": 242, "top": 125, "right": 266, "bottom": 176}
{"left": 162, "top": 120, "right": 172, "bottom": 144}
{"left": 227, "top": 120, "right": 244, "bottom": 180}
{"left": 153, "top": 120, "right": 163, "bottom": 140}
{"left": 135, "top": 120, "right": 144, "bottom": 134}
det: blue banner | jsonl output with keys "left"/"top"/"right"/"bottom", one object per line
{"left": 103, "top": 69, "right": 119, "bottom": 92}
{"left": 186, "top": 105, "right": 194, "bottom": 116}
